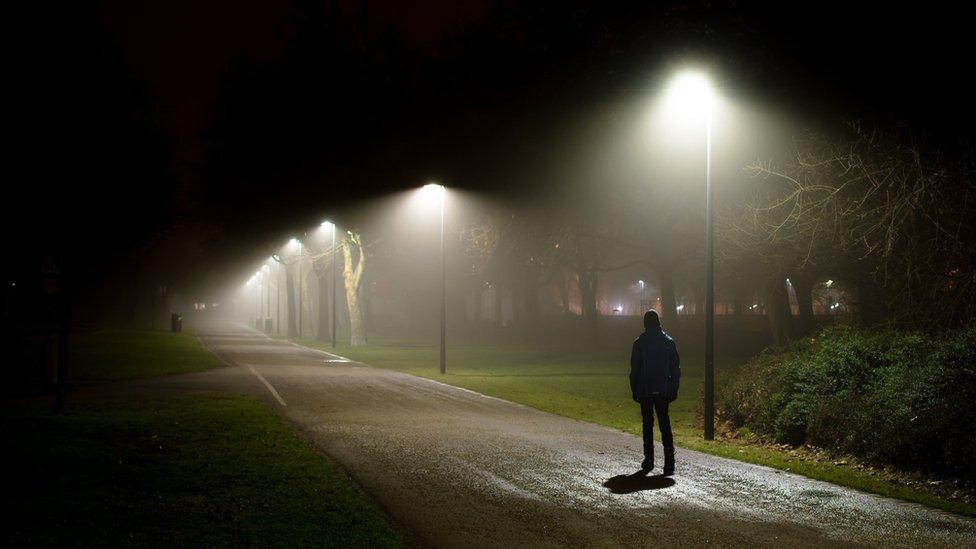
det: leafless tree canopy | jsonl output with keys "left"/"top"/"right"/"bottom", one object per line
{"left": 738, "top": 123, "right": 976, "bottom": 328}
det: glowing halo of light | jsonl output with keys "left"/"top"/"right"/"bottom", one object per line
{"left": 664, "top": 70, "right": 713, "bottom": 120}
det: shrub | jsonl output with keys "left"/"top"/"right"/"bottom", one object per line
{"left": 719, "top": 325, "right": 976, "bottom": 478}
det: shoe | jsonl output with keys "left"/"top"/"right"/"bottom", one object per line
{"left": 663, "top": 447, "right": 675, "bottom": 476}
{"left": 641, "top": 458, "right": 654, "bottom": 472}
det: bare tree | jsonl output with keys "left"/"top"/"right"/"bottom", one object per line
{"left": 741, "top": 123, "right": 976, "bottom": 329}
{"left": 340, "top": 230, "right": 368, "bottom": 346}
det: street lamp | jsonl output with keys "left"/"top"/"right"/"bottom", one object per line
{"left": 297, "top": 238, "right": 305, "bottom": 338}
{"left": 420, "top": 183, "right": 447, "bottom": 374}
{"left": 664, "top": 69, "right": 716, "bottom": 441}
{"left": 321, "top": 220, "right": 338, "bottom": 348}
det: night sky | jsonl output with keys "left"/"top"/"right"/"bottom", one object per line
{"left": 8, "top": 1, "right": 973, "bottom": 305}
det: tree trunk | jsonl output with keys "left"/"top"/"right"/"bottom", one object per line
{"left": 286, "top": 264, "right": 298, "bottom": 337}
{"left": 344, "top": 277, "right": 365, "bottom": 346}
{"left": 658, "top": 267, "right": 679, "bottom": 331}
{"left": 520, "top": 269, "right": 540, "bottom": 334}
{"left": 764, "top": 276, "right": 794, "bottom": 346}
{"left": 560, "top": 271, "right": 572, "bottom": 316}
{"left": 694, "top": 284, "right": 705, "bottom": 319}
{"left": 493, "top": 282, "right": 503, "bottom": 328}
{"left": 511, "top": 283, "right": 523, "bottom": 327}
{"left": 852, "top": 275, "right": 883, "bottom": 327}
{"left": 578, "top": 267, "right": 598, "bottom": 335}
{"left": 341, "top": 232, "right": 367, "bottom": 346}
{"left": 791, "top": 274, "right": 817, "bottom": 336}
{"left": 316, "top": 263, "right": 330, "bottom": 341}
{"left": 731, "top": 292, "right": 744, "bottom": 317}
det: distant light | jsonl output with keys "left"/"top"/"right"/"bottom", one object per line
{"left": 320, "top": 220, "right": 334, "bottom": 230}
{"left": 750, "top": 304, "right": 758, "bottom": 310}
{"left": 825, "top": 279, "right": 834, "bottom": 288}
{"left": 676, "top": 304, "right": 685, "bottom": 312}
{"left": 664, "top": 70, "right": 712, "bottom": 120}
{"left": 638, "top": 279, "right": 645, "bottom": 287}
{"left": 287, "top": 237, "right": 303, "bottom": 254}
{"left": 785, "top": 277, "right": 792, "bottom": 285}
{"left": 831, "top": 303, "right": 840, "bottom": 310}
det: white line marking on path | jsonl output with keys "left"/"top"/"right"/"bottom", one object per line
{"left": 283, "top": 340, "right": 351, "bottom": 361}
{"left": 196, "top": 335, "right": 234, "bottom": 368}
{"left": 247, "top": 365, "right": 287, "bottom": 407}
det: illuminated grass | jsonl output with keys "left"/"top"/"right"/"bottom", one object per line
{"left": 69, "top": 329, "right": 222, "bottom": 382}
{"left": 295, "top": 338, "right": 975, "bottom": 518}
{"left": 2, "top": 396, "right": 402, "bottom": 547}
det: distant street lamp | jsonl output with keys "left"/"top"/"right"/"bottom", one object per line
{"left": 664, "top": 70, "right": 716, "bottom": 441}
{"left": 262, "top": 264, "right": 271, "bottom": 331}
{"left": 297, "top": 238, "right": 305, "bottom": 338}
{"left": 321, "top": 220, "right": 338, "bottom": 348}
{"left": 420, "top": 183, "right": 447, "bottom": 374}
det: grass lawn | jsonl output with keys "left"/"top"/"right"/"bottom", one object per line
{"left": 69, "top": 329, "right": 222, "bottom": 382}
{"left": 294, "top": 337, "right": 975, "bottom": 518}
{"left": 2, "top": 395, "right": 402, "bottom": 547}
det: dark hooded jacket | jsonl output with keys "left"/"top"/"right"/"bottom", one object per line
{"left": 630, "top": 328, "right": 680, "bottom": 401}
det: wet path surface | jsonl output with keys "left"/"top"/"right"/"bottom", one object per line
{"left": 129, "top": 324, "right": 976, "bottom": 547}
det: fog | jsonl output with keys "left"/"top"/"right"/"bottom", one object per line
{"left": 175, "top": 89, "right": 817, "bottom": 360}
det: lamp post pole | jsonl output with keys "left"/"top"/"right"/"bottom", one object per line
{"left": 703, "top": 99, "right": 715, "bottom": 441}
{"left": 331, "top": 223, "right": 337, "bottom": 348}
{"left": 439, "top": 190, "right": 446, "bottom": 375}
{"left": 297, "top": 240, "right": 303, "bottom": 339}
{"left": 276, "top": 261, "right": 282, "bottom": 333}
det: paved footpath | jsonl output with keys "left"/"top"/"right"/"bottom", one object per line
{"left": 112, "top": 323, "right": 976, "bottom": 547}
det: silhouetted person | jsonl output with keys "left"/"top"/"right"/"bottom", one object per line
{"left": 630, "top": 310, "right": 680, "bottom": 475}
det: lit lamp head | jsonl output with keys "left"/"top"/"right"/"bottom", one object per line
{"left": 420, "top": 182, "right": 446, "bottom": 204}
{"left": 664, "top": 70, "right": 713, "bottom": 121}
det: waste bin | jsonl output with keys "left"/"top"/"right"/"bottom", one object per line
{"left": 171, "top": 313, "right": 183, "bottom": 333}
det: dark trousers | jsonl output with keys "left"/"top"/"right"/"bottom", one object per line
{"left": 639, "top": 397, "right": 674, "bottom": 460}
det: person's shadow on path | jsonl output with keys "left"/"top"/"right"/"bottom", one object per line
{"left": 603, "top": 471, "right": 675, "bottom": 494}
